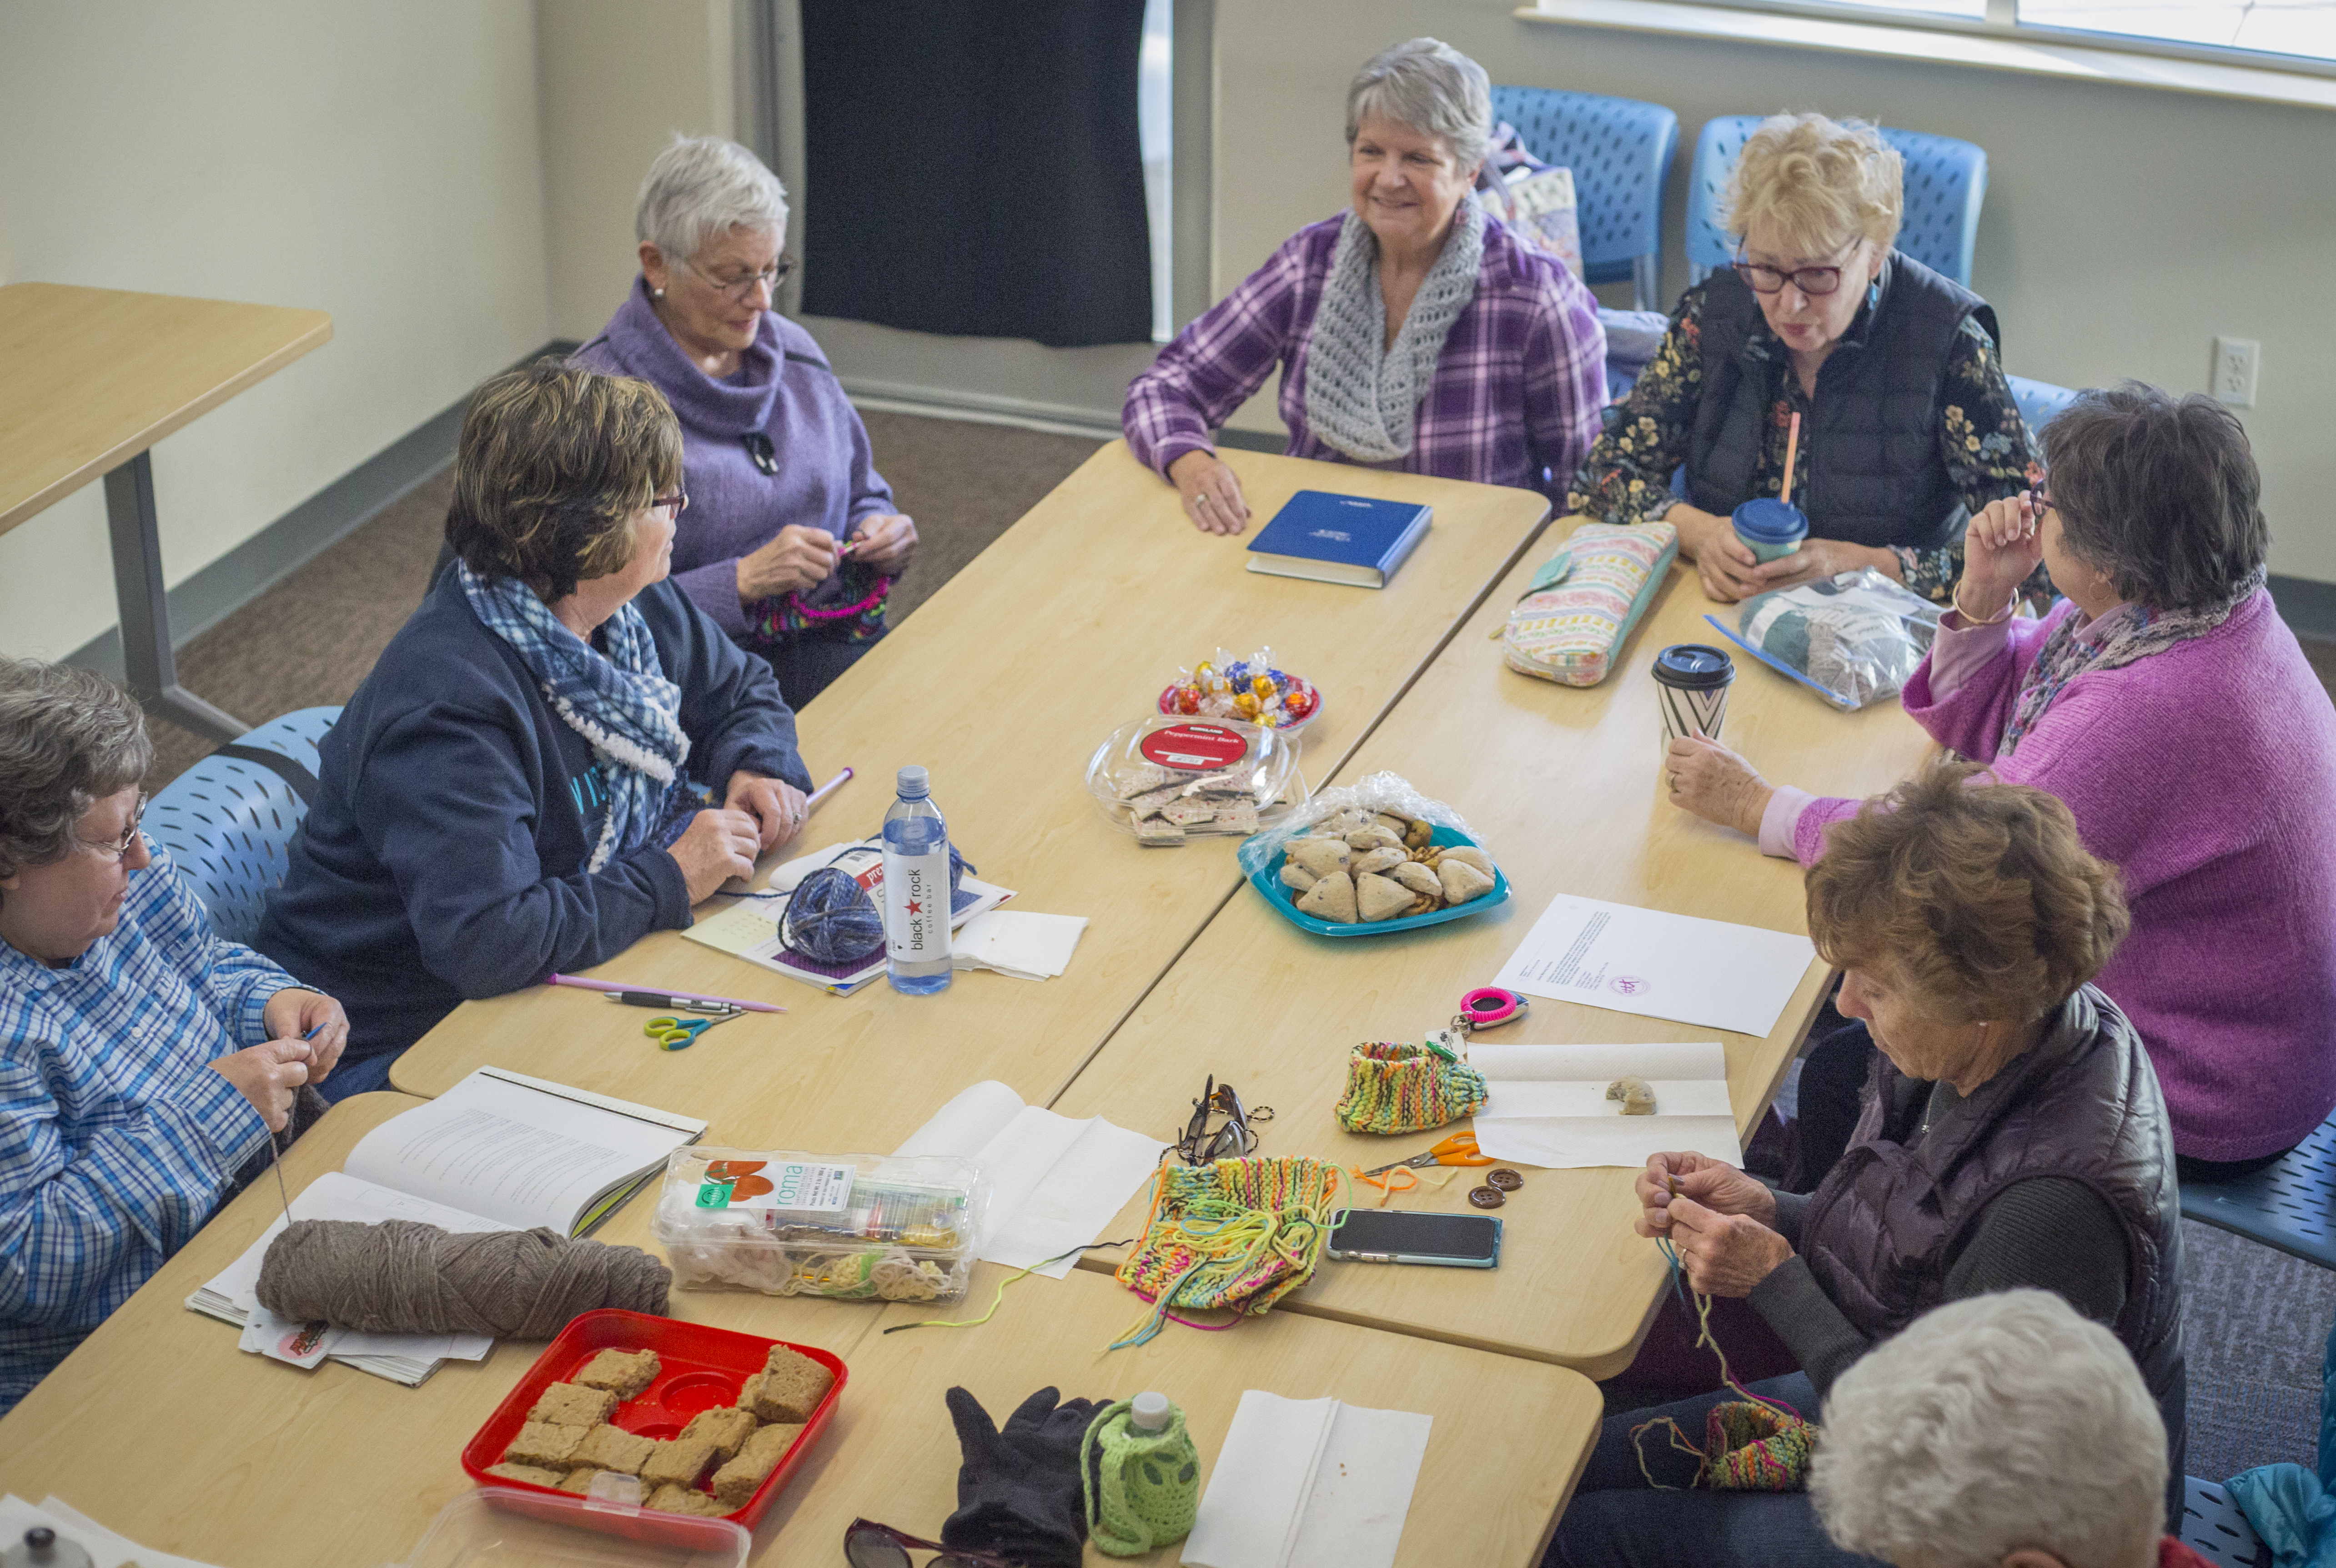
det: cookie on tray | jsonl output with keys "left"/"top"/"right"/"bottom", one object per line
{"left": 502, "top": 1422, "right": 589, "bottom": 1470}
{"left": 680, "top": 1406, "right": 759, "bottom": 1464}
{"left": 712, "top": 1422, "right": 798, "bottom": 1509}
{"left": 527, "top": 1382, "right": 619, "bottom": 1429}
{"left": 639, "top": 1436, "right": 719, "bottom": 1490}
{"left": 484, "top": 1462, "right": 567, "bottom": 1488}
{"left": 572, "top": 1348, "right": 661, "bottom": 1399}
{"left": 570, "top": 1422, "right": 657, "bottom": 1475}
{"left": 752, "top": 1346, "right": 835, "bottom": 1423}
{"left": 646, "top": 1483, "right": 732, "bottom": 1518}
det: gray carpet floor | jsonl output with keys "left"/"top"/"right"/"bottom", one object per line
{"left": 138, "top": 407, "right": 2330, "bottom": 1484}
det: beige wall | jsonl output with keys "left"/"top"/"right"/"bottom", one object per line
{"left": 0, "top": 0, "right": 553, "bottom": 660}
{"left": 1213, "top": 0, "right": 2336, "bottom": 581}
{"left": 538, "top": 0, "right": 743, "bottom": 341}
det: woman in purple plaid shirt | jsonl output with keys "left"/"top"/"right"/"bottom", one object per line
{"left": 1123, "top": 38, "right": 1606, "bottom": 530}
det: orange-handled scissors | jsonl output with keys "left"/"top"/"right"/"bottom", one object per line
{"left": 1357, "top": 1132, "right": 1492, "bottom": 1180}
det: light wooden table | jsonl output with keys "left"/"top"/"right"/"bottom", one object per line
{"left": 0, "top": 282, "right": 333, "bottom": 741}
{"left": 392, "top": 443, "right": 1551, "bottom": 1164}
{"left": 1051, "top": 526, "right": 1938, "bottom": 1377}
{"left": 0, "top": 1095, "right": 1600, "bottom": 1567}
{"left": 745, "top": 1265, "right": 1602, "bottom": 1567}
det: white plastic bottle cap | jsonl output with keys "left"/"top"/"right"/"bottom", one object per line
{"left": 1130, "top": 1391, "right": 1172, "bottom": 1431}
{"left": 896, "top": 765, "right": 930, "bottom": 799}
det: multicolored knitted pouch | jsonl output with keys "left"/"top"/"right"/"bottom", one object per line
{"left": 1632, "top": 1236, "right": 1819, "bottom": 1490}
{"left": 1110, "top": 1156, "right": 1348, "bottom": 1349}
{"left": 1501, "top": 520, "right": 1678, "bottom": 687}
{"left": 1335, "top": 1042, "right": 1488, "bottom": 1135}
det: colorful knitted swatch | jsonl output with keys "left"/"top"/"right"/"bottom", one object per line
{"left": 1110, "top": 1156, "right": 1348, "bottom": 1349}
{"left": 1081, "top": 1397, "right": 1201, "bottom": 1555}
{"left": 1632, "top": 1236, "right": 1819, "bottom": 1490}
{"left": 1335, "top": 1042, "right": 1489, "bottom": 1134}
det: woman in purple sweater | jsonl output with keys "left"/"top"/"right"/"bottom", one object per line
{"left": 1668, "top": 384, "right": 2336, "bottom": 1173}
{"left": 575, "top": 136, "right": 915, "bottom": 707}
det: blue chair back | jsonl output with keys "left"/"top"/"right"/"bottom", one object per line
{"left": 2008, "top": 375, "right": 2081, "bottom": 439}
{"left": 1489, "top": 85, "right": 1679, "bottom": 311}
{"left": 145, "top": 706, "right": 340, "bottom": 945}
{"left": 2182, "top": 1110, "right": 2336, "bottom": 1271}
{"left": 1684, "top": 116, "right": 1989, "bottom": 288}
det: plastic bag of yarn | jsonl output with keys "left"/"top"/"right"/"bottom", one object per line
{"left": 1334, "top": 1041, "right": 1488, "bottom": 1135}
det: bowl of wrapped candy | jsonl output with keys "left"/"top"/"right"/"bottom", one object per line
{"left": 1158, "top": 648, "right": 1321, "bottom": 734}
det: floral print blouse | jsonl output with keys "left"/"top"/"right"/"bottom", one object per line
{"left": 1566, "top": 277, "right": 2045, "bottom": 606}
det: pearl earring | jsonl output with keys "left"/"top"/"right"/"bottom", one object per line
{"left": 651, "top": 286, "right": 666, "bottom": 301}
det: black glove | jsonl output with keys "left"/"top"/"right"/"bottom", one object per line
{"left": 941, "top": 1385, "right": 1103, "bottom": 1568}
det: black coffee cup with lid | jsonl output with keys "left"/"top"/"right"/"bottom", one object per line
{"left": 1652, "top": 643, "right": 1736, "bottom": 757}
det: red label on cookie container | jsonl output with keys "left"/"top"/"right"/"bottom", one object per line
{"left": 1138, "top": 722, "right": 1250, "bottom": 770}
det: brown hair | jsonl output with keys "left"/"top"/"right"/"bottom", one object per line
{"left": 442, "top": 359, "right": 683, "bottom": 602}
{"left": 2041, "top": 382, "right": 2268, "bottom": 612}
{"left": 1805, "top": 764, "right": 2130, "bottom": 1024}
{"left": 1723, "top": 113, "right": 1904, "bottom": 255}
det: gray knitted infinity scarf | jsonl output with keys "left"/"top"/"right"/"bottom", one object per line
{"left": 1303, "top": 202, "right": 1485, "bottom": 462}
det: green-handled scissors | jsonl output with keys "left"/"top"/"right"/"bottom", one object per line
{"left": 645, "top": 1012, "right": 739, "bottom": 1051}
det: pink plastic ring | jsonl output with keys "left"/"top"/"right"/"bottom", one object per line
{"left": 1459, "top": 987, "right": 1525, "bottom": 1027}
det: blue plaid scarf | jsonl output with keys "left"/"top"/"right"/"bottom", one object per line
{"left": 458, "top": 563, "right": 693, "bottom": 870}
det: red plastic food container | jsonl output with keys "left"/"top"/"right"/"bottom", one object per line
{"left": 459, "top": 1308, "right": 846, "bottom": 1530}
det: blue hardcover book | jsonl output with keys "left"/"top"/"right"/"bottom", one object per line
{"left": 1244, "top": 489, "right": 1433, "bottom": 589}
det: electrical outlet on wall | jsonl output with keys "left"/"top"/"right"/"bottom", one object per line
{"left": 2213, "top": 337, "right": 2260, "bottom": 407}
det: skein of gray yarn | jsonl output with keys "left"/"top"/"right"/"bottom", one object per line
{"left": 256, "top": 1219, "right": 671, "bottom": 1338}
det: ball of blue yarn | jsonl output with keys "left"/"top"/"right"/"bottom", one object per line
{"left": 781, "top": 865, "right": 886, "bottom": 965}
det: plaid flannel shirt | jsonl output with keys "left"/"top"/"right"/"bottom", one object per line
{"left": 1123, "top": 213, "right": 1607, "bottom": 501}
{"left": 0, "top": 839, "right": 287, "bottom": 1412}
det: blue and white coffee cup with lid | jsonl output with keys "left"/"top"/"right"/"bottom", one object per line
{"left": 1731, "top": 498, "right": 1809, "bottom": 563}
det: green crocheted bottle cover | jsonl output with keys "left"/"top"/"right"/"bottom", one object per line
{"left": 1081, "top": 1397, "right": 1201, "bottom": 1555}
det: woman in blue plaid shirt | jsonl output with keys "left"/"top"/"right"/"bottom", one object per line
{"left": 0, "top": 659, "right": 348, "bottom": 1413}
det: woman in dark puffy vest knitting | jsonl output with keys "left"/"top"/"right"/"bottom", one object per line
{"left": 1568, "top": 112, "right": 2043, "bottom": 608}
{"left": 1549, "top": 766, "right": 2185, "bottom": 1567}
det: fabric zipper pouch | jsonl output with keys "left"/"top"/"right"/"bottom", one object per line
{"left": 1501, "top": 520, "right": 1678, "bottom": 687}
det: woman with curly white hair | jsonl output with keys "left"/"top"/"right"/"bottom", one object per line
{"left": 1813, "top": 1291, "right": 2210, "bottom": 1568}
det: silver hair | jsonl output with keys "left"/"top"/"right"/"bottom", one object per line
{"left": 1811, "top": 1292, "right": 2166, "bottom": 1568}
{"left": 0, "top": 658, "right": 152, "bottom": 881}
{"left": 634, "top": 134, "right": 789, "bottom": 266}
{"left": 1344, "top": 37, "right": 1492, "bottom": 173}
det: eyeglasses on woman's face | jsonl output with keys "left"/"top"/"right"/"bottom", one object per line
{"left": 681, "top": 253, "right": 796, "bottom": 302}
{"left": 75, "top": 791, "right": 149, "bottom": 863}
{"left": 1731, "top": 236, "right": 1865, "bottom": 298}
{"left": 652, "top": 490, "right": 688, "bottom": 517}
{"left": 844, "top": 1518, "right": 1023, "bottom": 1568}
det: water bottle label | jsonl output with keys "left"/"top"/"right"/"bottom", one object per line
{"left": 884, "top": 847, "right": 952, "bottom": 963}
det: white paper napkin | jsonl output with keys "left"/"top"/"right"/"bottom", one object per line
{"left": 1182, "top": 1392, "right": 1432, "bottom": 1568}
{"left": 950, "top": 910, "right": 1089, "bottom": 980}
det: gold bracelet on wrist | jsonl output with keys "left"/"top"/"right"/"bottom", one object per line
{"left": 1951, "top": 582, "right": 2016, "bottom": 626}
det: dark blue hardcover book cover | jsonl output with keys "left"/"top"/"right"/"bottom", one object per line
{"left": 1245, "top": 490, "right": 1432, "bottom": 587}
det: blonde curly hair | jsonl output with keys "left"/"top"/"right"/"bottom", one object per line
{"left": 1722, "top": 112, "right": 1904, "bottom": 256}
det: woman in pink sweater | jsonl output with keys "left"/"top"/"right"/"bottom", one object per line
{"left": 1669, "top": 384, "right": 2336, "bottom": 1173}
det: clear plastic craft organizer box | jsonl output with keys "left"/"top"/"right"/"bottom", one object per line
{"left": 651, "top": 1146, "right": 988, "bottom": 1303}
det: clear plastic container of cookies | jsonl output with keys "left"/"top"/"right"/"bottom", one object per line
{"left": 396, "top": 1486, "right": 749, "bottom": 1566}
{"left": 649, "top": 1146, "right": 986, "bottom": 1304}
{"left": 1084, "top": 714, "right": 1306, "bottom": 845}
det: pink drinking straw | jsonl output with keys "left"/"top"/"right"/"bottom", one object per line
{"left": 1781, "top": 412, "right": 1803, "bottom": 507}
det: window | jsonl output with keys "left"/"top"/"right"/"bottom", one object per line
{"left": 1139, "top": 0, "right": 1175, "bottom": 342}
{"left": 2017, "top": 0, "right": 2336, "bottom": 59}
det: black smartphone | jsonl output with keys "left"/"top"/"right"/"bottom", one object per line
{"left": 1326, "top": 1209, "right": 1501, "bottom": 1268}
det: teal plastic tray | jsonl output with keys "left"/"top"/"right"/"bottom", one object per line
{"left": 1245, "top": 824, "right": 1510, "bottom": 937}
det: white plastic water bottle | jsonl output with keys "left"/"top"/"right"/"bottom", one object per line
{"left": 881, "top": 765, "right": 953, "bottom": 995}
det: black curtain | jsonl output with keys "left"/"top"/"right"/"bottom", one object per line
{"left": 800, "top": 0, "right": 1153, "bottom": 348}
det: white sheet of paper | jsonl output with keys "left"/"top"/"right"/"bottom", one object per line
{"left": 950, "top": 910, "right": 1090, "bottom": 980}
{"left": 1466, "top": 1041, "right": 1744, "bottom": 1168}
{"left": 1491, "top": 895, "right": 1816, "bottom": 1036}
{"left": 894, "top": 1082, "right": 1161, "bottom": 1277}
{"left": 1181, "top": 1392, "right": 1431, "bottom": 1568}
{"left": 0, "top": 1494, "right": 225, "bottom": 1568}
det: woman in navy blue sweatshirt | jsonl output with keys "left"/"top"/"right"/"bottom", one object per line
{"left": 256, "top": 362, "right": 814, "bottom": 1096}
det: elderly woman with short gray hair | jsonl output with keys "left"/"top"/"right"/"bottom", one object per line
{"left": 1124, "top": 36, "right": 1605, "bottom": 531}
{"left": 0, "top": 658, "right": 347, "bottom": 1415}
{"left": 1814, "top": 1292, "right": 2212, "bottom": 1568}
{"left": 573, "top": 134, "right": 914, "bottom": 707}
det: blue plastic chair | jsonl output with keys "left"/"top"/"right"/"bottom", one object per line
{"left": 2181, "top": 1110, "right": 2336, "bottom": 1271}
{"left": 2009, "top": 375, "right": 2081, "bottom": 438}
{"left": 145, "top": 705, "right": 340, "bottom": 945}
{"left": 2182, "top": 1477, "right": 2273, "bottom": 1568}
{"left": 1489, "top": 85, "right": 1679, "bottom": 311}
{"left": 1684, "top": 116, "right": 1988, "bottom": 288}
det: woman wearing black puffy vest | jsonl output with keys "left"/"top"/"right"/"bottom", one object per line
{"left": 1549, "top": 767, "right": 2184, "bottom": 1568}
{"left": 1569, "top": 113, "right": 2045, "bottom": 608}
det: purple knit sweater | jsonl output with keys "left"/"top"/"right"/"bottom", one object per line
{"left": 574, "top": 279, "right": 894, "bottom": 637}
{"left": 1793, "top": 589, "right": 2336, "bottom": 1161}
